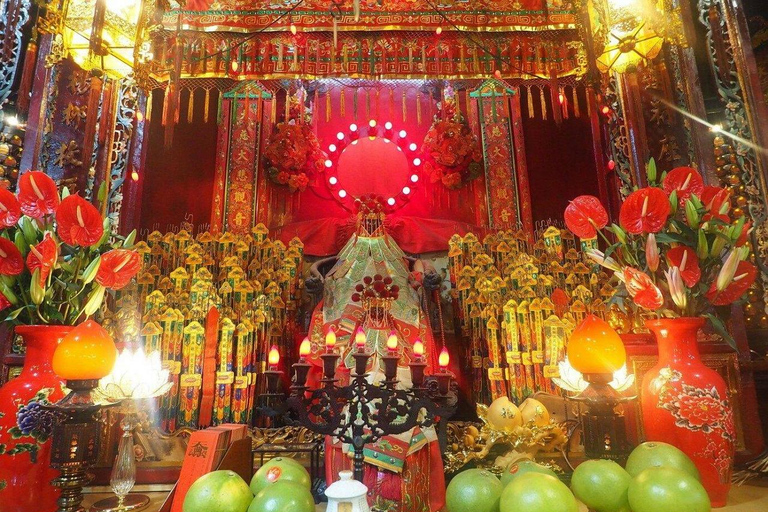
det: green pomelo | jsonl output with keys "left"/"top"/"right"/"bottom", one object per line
{"left": 625, "top": 442, "right": 700, "bottom": 480}
{"left": 446, "top": 468, "right": 504, "bottom": 512}
{"left": 183, "top": 470, "right": 253, "bottom": 512}
{"left": 627, "top": 467, "right": 710, "bottom": 512}
{"left": 249, "top": 456, "right": 311, "bottom": 496}
{"left": 500, "top": 459, "right": 557, "bottom": 488}
{"left": 247, "top": 481, "right": 315, "bottom": 512}
{"left": 571, "top": 459, "right": 631, "bottom": 512}
{"left": 500, "top": 472, "right": 578, "bottom": 512}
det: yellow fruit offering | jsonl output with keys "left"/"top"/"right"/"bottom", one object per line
{"left": 519, "top": 398, "right": 550, "bottom": 427}
{"left": 487, "top": 396, "right": 523, "bottom": 431}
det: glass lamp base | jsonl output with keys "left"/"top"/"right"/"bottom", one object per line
{"left": 90, "top": 493, "right": 150, "bottom": 512}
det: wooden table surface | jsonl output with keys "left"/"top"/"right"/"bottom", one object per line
{"left": 81, "top": 481, "right": 768, "bottom": 512}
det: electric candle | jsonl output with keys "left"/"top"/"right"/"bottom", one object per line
{"left": 355, "top": 328, "right": 367, "bottom": 352}
{"left": 386, "top": 331, "right": 399, "bottom": 354}
{"left": 326, "top": 329, "right": 337, "bottom": 353}
{"left": 299, "top": 337, "right": 311, "bottom": 361}
{"left": 438, "top": 347, "right": 450, "bottom": 371}
{"left": 268, "top": 345, "right": 280, "bottom": 370}
{"left": 413, "top": 339, "right": 424, "bottom": 361}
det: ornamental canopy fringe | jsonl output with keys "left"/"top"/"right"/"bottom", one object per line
{"left": 147, "top": 30, "right": 586, "bottom": 81}
{"left": 165, "top": 0, "right": 578, "bottom": 33}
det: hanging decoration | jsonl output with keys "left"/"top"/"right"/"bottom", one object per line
{"left": 263, "top": 89, "right": 326, "bottom": 193}
{"left": 421, "top": 86, "right": 482, "bottom": 190}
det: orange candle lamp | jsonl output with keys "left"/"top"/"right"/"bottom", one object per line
{"left": 52, "top": 320, "right": 118, "bottom": 383}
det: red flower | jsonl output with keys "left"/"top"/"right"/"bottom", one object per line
{"left": 0, "top": 188, "right": 21, "bottom": 227}
{"left": 56, "top": 195, "right": 104, "bottom": 247}
{"left": 705, "top": 260, "right": 757, "bottom": 305}
{"left": 700, "top": 186, "right": 731, "bottom": 223}
{"left": 0, "top": 237, "right": 23, "bottom": 276}
{"left": 0, "top": 291, "right": 10, "bottom": 312}
{"left": 96, "top": 249, "right": 141, "bottom": 289}
{"left": 662, "top": 167, "right": 704, "bottom": 204}
{"left": 26, "top": 233, "right": 57, "bottom": 285}
{"left": 736, "top": 219, "right": 752, "bottom": 247}
{"left": 676, "top": 394, "right": 726, "bottom": 428}
{"left": 619, "top": 187, "right": 670, "bottom": 234}
{"left": 665, "top": 246, "right": 700, "bottom": 287}
{"left": 18, "top": 171, "right": 60, "bottom": 219}
{"left": 618, "top": 267, "right": 664, "bottom": 310}
{"left": 564, "top": 195, "right": 609, "bottom": 239}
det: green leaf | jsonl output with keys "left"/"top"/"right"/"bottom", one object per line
{"left": 96, "top": 218, "right": 111, "bottom": 247}
{"left": 668, "top": 190, "right": 678, "bottom": 215}
{"left": 97, "top": 181, "right": 108, "bottom": 204}
{"left": 654, "top": 232, "right": 689, "bottom": 245}
{"left": 19, "top": 217, "right": 38, "bottom": 245}
{"left": 30, "top": 269, "right": 43, "bottom": 305}
{"left": 704, "top": 313, "right": 737, "bottom": 351}
{"left": 123, "top": 229, "right": 137, "bottom": 248}
{"left": 13, "top": 231, "right": 28, "bottom": 255}
{"left": 61, "top": 187, "right": 70, "bottom": 200}
{"left": 81, "top": 255, "right": 101, "bottom": 284}
{"left": 5, "top": 307, "right": 27, "bottom": 321}
{"left": 647, "top": 158, "right": 657, "bottom": 183}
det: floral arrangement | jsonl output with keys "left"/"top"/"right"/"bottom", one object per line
{"left": 351, "top": 274, "right": 400, "bottom": 303}
{"left": 263, "top": 93, "right": 326, "bottom": 193}
{"left": 564, "top": 160, "right": 756, "bottom": 347}
{"left": 0, "top": 171, "right": 141, "bottom": 325}
{"left": 421, "top": 92, "right": 482, "bottom": 190}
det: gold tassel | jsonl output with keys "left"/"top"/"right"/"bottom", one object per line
{"left": 421, "top": 46, "right": 426, "bottom": 72}
{"left": 353, "top": 88, "right": 358, "bottom": 119}
{"left": 271, "top": 96, "right": 277, "bottom": 123}
{"left": 174, "top": 86, "right": 180, "bottom": 124}
{"left": 333, "top": 17, "right": 338, "bottom": 49}
{"left": 389, "top": 88, "right": 395, "bottom": 120}
{"left": 277, "top": 43, "right": 284, "bottom": 71}
{"left": 284, "top": 90, "right": 290, "bottom": 121}
{"left": 326, "top": 91, "right": 331, "bottom": 123}
{"left": 340, "top": 88, "right": 345, "bottom": 117}
{"left": 561, "top": 86, "right": 568, "bottom": 120}
{"left": 313, "top": 88, "right": 319, "bottom": 120}
{"left": 204, "top": 88, "right": 210, "bottom": 123}
{"left": 187, "top": 89, "right": 194, "bottom": 123}
{"left": 459, "top": 45, "right": 466, "bottom": 72}
{"left": 408, "top": 47, "right": 413, "bottom": 72}
{"left": 402, "top": 90, "right": 407, "bottom": 123}
{"left": 146, "top": 90, "right": 153, "bottom": 123}
{"left": 376, "top": 89, "right": 380, "bottom": 120}
{"left": 365, "top": 89, "right": 370, "bottom": 120}
{"left": 292, "top": 43, "right": 299, "bottom": 71}
{"left": 257, "top": 91, "right": 263, "bottom": 121}
{"left": 466, "top": 90, "right": 473, "bottom": 124}
{"left": 416, "top": 92, "right": 422, "bottom": 125}
{"left": 473, "top": 45, "right": 480, "bottom": 74}
{"left": 527, "top": 85, "right": 534, "bottom": 118}
{"left": 539, "top": 86, "right": 547, "bottom": 121}
{"left": 245, "top": 90, "right": 250, "bottom": 119}
{"left": 573, "top": 85, "right": 580, "bottom": 118}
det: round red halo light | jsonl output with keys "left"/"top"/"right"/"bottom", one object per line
{"left": 369, "top": 120, "right": 377, "bottom": 128}
{"left": 339, "top": 189, "right": 347, "bottom": 198}
{"left": 413, "top": 158, "right": 421, "bottom": 166}
{"left": 409, "top": 143, "right": 417, "bottom": 151}
{"left": 324, "top": 159, "right": 333, "bottom": 168}
{"left": 350, "top": 123, "right": 358, "bottom": 132}
{"left": 411, "top": 174, "right": 419, "bottom": 182}
{"left": 329, "top": 176, "right": 338, "bottom": 185}
{"left": 329, "top": 144, "right": 337, "bottom": 152}
{"left": 403, "top": 186, "right": 411, "bottom": 195}
{"left": 384, "top": 122, "right": 393, "bottom": 130}
{"left": 399, "top": 130, "right": 407, "bottom": 138}
{"left": 337, "top": 132, "right": 345, "bottom": 140}
{"left": 387, "top": 197, "right": 395, "bottom": 206}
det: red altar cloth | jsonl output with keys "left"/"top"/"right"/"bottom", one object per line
{"left": 325, "top": 437, "right": 447, "bottom": 512}
{"left": 272, "top": 215, "right": 487, "bottom": 256}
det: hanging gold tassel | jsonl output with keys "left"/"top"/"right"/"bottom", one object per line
{"left": 539, "top": 86, "right": 547, "bottom": 121}
{"left": 340, "top": 88, "right": 346, "bottom": 117}
{"left": 527, "top": 85, "right": 534, "bottom": 119}
{"left": 416, "top": 92, "right": 422, "bottom": 125}
{"left": 146, "top": 90, "right": 153, "bottom": 123}
{"left": 365, "top": 89, "right": 370, "bottom": 120}
{"left": 313, "top": 88, "right": 319, "bottom": 120}
{"left": 421, "top": 46, "right": 426, "bottom": 72}
{"left": 187, "top": 89, "right": 194, "bottom": 123}
{"left": 459, "top": 45, "right": 466, "bottom": 72}
{"left": 204, "top": 88, "right": 210, "bottom": 123}
{"left": 560, "top": 86, "right": 568, "bottom": 120}
{"left": 292, "top": 43, "right": 299, "bottom": 71}
{"left": 333, "top": 17, "right": 338, "bottom": 49}
{"left": 353, "top": 88, "right": 358, "bottom": 119}
{"left": 473, "top": 45, "right": 480, "bottom": 74}
{"left": 389, "top": 88, "right": 394, "bottom": 120}
{"left": 375, "top": 89, "right": 380, "bottom": 120}
{"left": 572, "top": 85, "right": 580, "bottom": 118}
{"left": 271, "top": 95, "right": 277, "bottom": 123}
{"left": 402, "top": 90, "right": 407, "bottom": 123}
{"left": 326, "top": 90, "right": 332, "bottom": 123}
{"left": 257, "top": 91, "right": 263, "bottom": 121}
{"left": 245, "top": 90, "right": 251, "bottom": 119}
{"left": 465, "top": 90, "right": 473, "bottom": 124}
{"left": 277, "top": 43, "right": 284, "bottom": 71}
{"left": 284, "top": 90, "right": 290, "bottom": 121}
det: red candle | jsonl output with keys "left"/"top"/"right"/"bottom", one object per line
{"left": 355, "top": 328, "right": 367, "bottom": 352}
{"left": 413, "top": 339, "right": 425, "bottom": 362}
{"left": 438, "top": 347, "right": 450, "bottom": 372}
{"left": 299, "top": 337, "right": 311, "bottom": 362}
{"left": 386, "top": 331, "right": 399, "bottom": 355}
{"left": 325, "top": 329, "right": 337, "bottom": 353}
{"left": 268, "top": 345, "right": 280, "bottom": 371}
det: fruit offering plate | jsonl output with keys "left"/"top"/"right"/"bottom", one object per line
{"left": 443, "top": 404, "right": 568, "bottom": 475}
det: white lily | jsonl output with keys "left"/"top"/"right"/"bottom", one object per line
{"left": 94, "top": 348, "right": 173, "bottom": 403}
{"left": 665, "top": 266, "right": 687, "bottom": 310}
{"left": 716, "top": 250, "right": 740, "bottom": 292}
{"left": 646, "top": 233, "right": 659, "bottom": 272}
{"left": 586, "top": 249, "right": 621, "bottom": 272}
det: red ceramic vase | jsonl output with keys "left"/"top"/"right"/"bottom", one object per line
{"left": 0, "top": 325, "right": 72, "bottom": 512}
{"left": 641, "top": 318, "right": 734, "bottom": 508}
